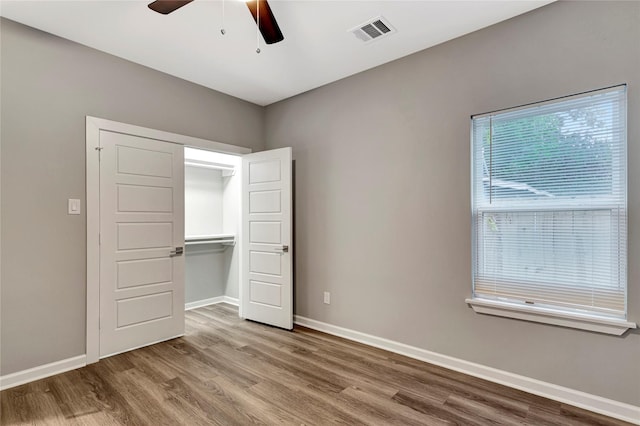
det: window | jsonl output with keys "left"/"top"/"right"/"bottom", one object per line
{"left": 469, "top": 86, "right": 635, "bottom": 334}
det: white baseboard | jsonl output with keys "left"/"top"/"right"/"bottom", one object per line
{"left": 0, "top": 355, "right": 87, "bottom": 391}
{"left": 294, "top": 315, "right": 640, "bottom": 425}
{"left": 223, "top": 296, "right": 239, "bottom": 306}
{"left": 185, "top": 295, "right": 239, "bottom": 311}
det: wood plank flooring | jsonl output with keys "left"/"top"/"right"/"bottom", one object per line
{"left": 0, "top": 303, "right": 632, "bottom": 425}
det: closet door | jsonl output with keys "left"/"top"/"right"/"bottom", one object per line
{"left": 242, "top": 147, "right": 293, "bottom": 329}
{"left": 99, "top": 131, "right": 185, "bottom": 358}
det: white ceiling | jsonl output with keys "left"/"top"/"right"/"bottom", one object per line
{"left": 0, "top": 0, "right": 552, "bottom": 106}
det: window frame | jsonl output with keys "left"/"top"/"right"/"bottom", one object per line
{"left": 468, "top": 86, "right": 636, "bottom": 335}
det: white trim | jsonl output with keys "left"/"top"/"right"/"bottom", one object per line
{"left": 185, "top": 295, "right": 239, "bottom": 310}
{"left": 466, "top": 298, "right": 636, "bottom": 336}
{"left": 294, "top": 315, "right": 640, "bottom": 425}
{"left": 86, "top": 117, "right": 100, "bottom": 364}
{"left": 0, "top": 355, "right": 87, "bottom": 391}
{"left": 222, "top": 296, "right": 239, "bottom": 306}
{"left": 85, "top": 116, "right": 251, "bottom": 365}
{"left": 86, "top": 117, "right": 252, "bottom": 155}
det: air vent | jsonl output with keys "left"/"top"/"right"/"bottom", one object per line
{"left": 349, "top": 16, "right": 396, "bottom": 43}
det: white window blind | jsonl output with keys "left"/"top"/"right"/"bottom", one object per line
{"left": 471, "top": 86, "right": 627, "bottom": 319}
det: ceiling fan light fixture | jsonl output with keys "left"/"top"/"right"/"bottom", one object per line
{"left": 246, "top": 0, "right": 284, "bottom": 45}
{"left": 148, "top": 0, "right": 284, "bottom": 48}
{"left": 148, "top": 0, "right": 194, "bottom": 15}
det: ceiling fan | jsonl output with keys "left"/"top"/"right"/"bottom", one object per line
{"left": 148, "top": 0, "right": 284, "bottom": 45}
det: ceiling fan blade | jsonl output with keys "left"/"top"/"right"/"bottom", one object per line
{"left": 246, "top": 0, "right": 284, "bottom": 45}
{"left": 148, "top": 0, "right": 194, "bottom": 15}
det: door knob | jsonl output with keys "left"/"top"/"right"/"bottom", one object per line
{"left": 170, "top": 247, "right": 184, "bottom": 257}
{"left": 274, "top": 245, "right": 289, "bottom": 254}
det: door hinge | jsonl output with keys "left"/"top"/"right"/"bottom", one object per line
{"left": 99, "top": 233, "right": 101, "bottom": 245}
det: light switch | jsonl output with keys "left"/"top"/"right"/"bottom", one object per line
{"left": 68, "top": 199, "right": 81, "bottom": 215}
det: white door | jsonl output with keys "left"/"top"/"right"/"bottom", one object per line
{"left": 99, "top": 130, "right": 185, "bottom": 358}
{"left": 242, "top": 147, "right": 293, "bottom": 329}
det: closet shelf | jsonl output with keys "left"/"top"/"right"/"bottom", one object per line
{"left": 185, "top": 234, "right": 236, "bottom": 247}
{"left": 184, "top": 160, "right": 235, "bottom": 176}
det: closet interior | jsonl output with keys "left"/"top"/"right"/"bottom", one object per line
{"left": 184, "top": 147, "right": 241, "bottom": 307}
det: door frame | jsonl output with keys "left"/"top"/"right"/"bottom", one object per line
{"left": 86, "top": 116, "right": 251, "bottom": 364}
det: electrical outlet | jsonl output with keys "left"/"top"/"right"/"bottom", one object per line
{"left": 323, "top": 291, "right": 331, "bottom": 304}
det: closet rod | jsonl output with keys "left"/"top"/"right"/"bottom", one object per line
{"left": 186, "top": 239, "right": 235, "bottom": 246}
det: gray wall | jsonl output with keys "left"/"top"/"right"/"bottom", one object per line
{"left": 185, "top": 246, "right": 227, "bottom": 304}
{"left": 265, "top": 1, "right": 640, "bottom": 405}
{"left": 0, "top": 18, "right": 264, "bottom": 375}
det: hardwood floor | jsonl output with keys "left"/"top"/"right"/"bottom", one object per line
{"left": 0, "top": 303, "right": 632, "bottom": 425}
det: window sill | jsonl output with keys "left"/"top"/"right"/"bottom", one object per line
{"left": 465, "top": 298, "right": 637, "bottom": 336}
